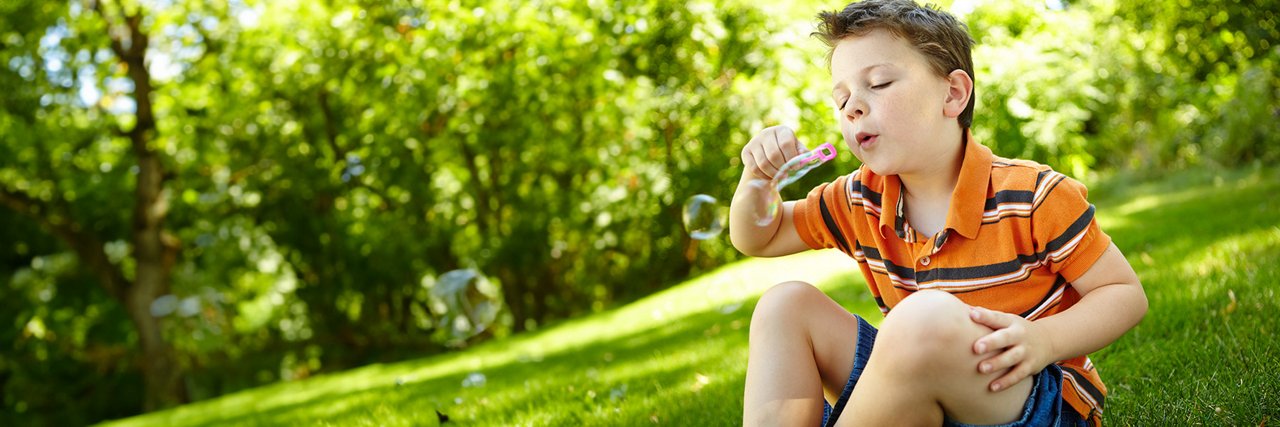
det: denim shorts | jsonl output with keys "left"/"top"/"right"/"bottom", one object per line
{"left": 820, "top": 316, "right": 1088, "bottom": 427}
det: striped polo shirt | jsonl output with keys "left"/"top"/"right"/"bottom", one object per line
{"left": 793, "top": 132, "right": 1112, "bottom": 424}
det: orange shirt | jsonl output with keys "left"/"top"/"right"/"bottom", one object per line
{"left": 794, "top": 133, "right": 1111, "bottom": 424}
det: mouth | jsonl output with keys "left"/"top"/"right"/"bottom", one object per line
{"left": 855, "top": 132, "right": 878, "bottom": 147}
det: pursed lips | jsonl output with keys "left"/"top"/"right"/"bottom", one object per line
{"left": 855, "top": 132, "right": 878, "bottom": 148}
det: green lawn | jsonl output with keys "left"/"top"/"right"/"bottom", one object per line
{"left": 100, "top": 167, "right": 1280, "bottom": 426}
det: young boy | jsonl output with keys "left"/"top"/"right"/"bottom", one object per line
{"left": 728, "top": 1, "right": 1147, "bottom": 426}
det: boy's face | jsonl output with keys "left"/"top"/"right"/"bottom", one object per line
{"left": 830, "top": 29, "right": 961, "bottom": 177}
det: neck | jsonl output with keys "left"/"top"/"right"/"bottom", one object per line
{"left": 900, "top": 126, "right": 965, "bottom": 203}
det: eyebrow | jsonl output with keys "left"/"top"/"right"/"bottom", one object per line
{"left": 832, "top": 63, "right": 893, "bottom": 91}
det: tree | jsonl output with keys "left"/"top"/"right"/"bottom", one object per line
{"left": 0, "top": 0, "right": 186, "bottom": 411}
{"left": 3, "top": 1, "right": 783, "bottom": 422}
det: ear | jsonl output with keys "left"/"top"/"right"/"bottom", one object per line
{"left": 942, "top": 69, "right": 973, "bottom": 119}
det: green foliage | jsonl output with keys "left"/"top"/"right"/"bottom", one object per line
{"left": 1086, "top": 0, "right": 1280, "bottom": 170}
{"left": 967, "top": 0, "right": 1280, "bottom": 175}
{"left": 1, "top": 0, "right": 804, "bottom": 423}
{"left": 967, "top": 1, "right": 1104, "bottom": 177}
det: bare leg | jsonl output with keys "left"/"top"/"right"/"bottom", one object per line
{"left": 836, "top": 290, "right": 1034, "bottom": 427}
{"left": 743, "top": 281, "right": 864, "bottom": 427}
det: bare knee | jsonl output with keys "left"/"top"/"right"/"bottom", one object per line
{"left": 874, "top": 290, "right": 978, "bottom": 373}
{"left": 883, "top": 290, "right": 970, "bottom": 328}
{"left": 750, "top": 281, "right": 823, "bottom": 330}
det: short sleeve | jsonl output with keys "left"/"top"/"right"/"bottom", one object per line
{"left": 792, "top": 176, "right": 848, "bottom": 252}
{"left": 1032, "top": 172, "right": 1112, "bottom": 282}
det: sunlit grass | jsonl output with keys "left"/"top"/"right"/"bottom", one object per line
{"left": 99, "top": 166, "right": 1280, "bottom": 426}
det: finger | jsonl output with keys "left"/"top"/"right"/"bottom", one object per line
{"left": 748, "top": 146, "right": 778, "bottom": 179}
{"left": 776, "top": 127, "right": 804, "bottom": 160}
{"left": 970, "top": 307, "right": 1019, "bottom": 354}
{"left": 973, "top": 324, "right": 1025, "bottom": 354}
{"left": 744, "top": 155, "right": 767, "bottom": 181}
{"left": 765, "top": 130, "right": 789, "bottom": 171}
{"left": 741, "top": 148, "right": 760, "bottom": 178}
{"left": 969, "top": 306, "right": 1015, "bottom": 331}
{"left": 988, "top": 363, "right": 1034, "bottom": 392}
{"left": 978, "top": 345, "right": 1026, "bottom": 374}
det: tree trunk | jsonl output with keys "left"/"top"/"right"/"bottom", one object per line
{"left": 94, "top": 2, "right": 189, "bottom": 411}
{"left": 126, "top": 270, "right": 187, "bottom": 410}
{"left": 129, "top": 148, "right": 186, "bottom": 410}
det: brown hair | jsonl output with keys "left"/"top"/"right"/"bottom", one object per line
{"left": 814, "top": 0, "right": 976, "bottom": 128}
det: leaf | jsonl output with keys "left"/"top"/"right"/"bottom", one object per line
{"left": 436, "top": 409, "right": 449, "bottom": 424}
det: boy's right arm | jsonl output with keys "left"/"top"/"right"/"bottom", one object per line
{"left": 729, "top": 126, "right": 812, "bottom": 258}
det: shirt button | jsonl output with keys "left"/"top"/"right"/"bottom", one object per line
{"left": 920, "top": 256, "right": 931, "bottom": 266}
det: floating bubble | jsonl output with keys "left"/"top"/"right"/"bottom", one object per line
{"left": 683, "top": 194, "right": 725, "bottom": 240}
{"left": 177, "top": 296, "right": 202, "bottom": 317}
{"left": 744, "top": 179, "right": 781, "bottom": 227}
{"left": 749, "top": 142, "right": 838, "bottom": 226}
{"left": 150, "top": 294, "right": 179, "bottom": 317}
{"left": 461, "top": 372, "right": 487, "bottom": 388}
{"left": 610, "top": 384, "right": 628, "bottom": 401}
{"left": 719, "top": 302, "right": 743, "bottom": 314}
{"left": 430, "top": 269, "right": 503, "bottom": 343}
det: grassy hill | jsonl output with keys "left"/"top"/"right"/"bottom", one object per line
{"left": 100, "top": 166, "right": 1280, "bottom": 426}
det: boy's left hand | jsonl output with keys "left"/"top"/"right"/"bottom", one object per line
{"left": 968, "top": 306, "right": 1055, "bottom": 392}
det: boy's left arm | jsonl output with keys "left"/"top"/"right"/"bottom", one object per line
{"left": 967, "top": 242, "right": 1148, "bottom": 392}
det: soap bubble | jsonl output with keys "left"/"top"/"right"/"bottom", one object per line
{"left": 462, "top": 372, "right": 487, "bottom": 388}
{"left": 177, "top": 296, "right": 202, "bottom": 317}
{"left": 430, "top": 269, "right": 503, "bottom": 343}
{"left": 749, "top": 142, "right": 837, "bottom": 225}
{"left": 150, "top": 294, "right": 180, "bottom": 317}
{"left": 683, "top": 194, "right": 725, "bottom": 240}
{"left": 745, "top": 179, "right": 782, "bottom": 227}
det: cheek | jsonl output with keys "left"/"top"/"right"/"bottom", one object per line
{"left": 839, "top": 123, "right": 861, "bottom": 155}
{"left": 877, "top": 97, "right": 905, "bottom": 117}
{"left": 895, "top": 88, "right": 935, "bottom": 118}
{"left": 838, "top": 120, "right": 855, "bottom": 142}
{"left": 877, "top": 85, "right": 924, "bottom": 116}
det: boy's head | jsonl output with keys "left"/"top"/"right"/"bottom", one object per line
{"left": 814, "top": 0, "right": 975, "bottom": 129}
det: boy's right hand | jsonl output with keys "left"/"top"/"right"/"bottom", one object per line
{"left": 730, "top": 125, "right": 812, "bottom": 258}
{"left": 741, "top": 125, "right": 808, "bottom": 180}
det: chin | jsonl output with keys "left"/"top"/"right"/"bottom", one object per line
{"left": 871, "top": 162, "right": 909, "bottom": 177}
{"left": 857, "top": 157, "right": 893, "bottom": 176}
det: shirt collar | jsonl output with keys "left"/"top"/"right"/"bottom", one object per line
{"left": 877, "top": 175, "right": 904, "bottom": 239}
{"left": 947, "top": 131, "right": 993, "bottom": 239}
{"left": 877, "top": 130, "right": 992, "bottom": 240}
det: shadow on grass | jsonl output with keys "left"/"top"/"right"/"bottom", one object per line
{"left": 1098, "top": 168, "right": 1280, "bottom": 263}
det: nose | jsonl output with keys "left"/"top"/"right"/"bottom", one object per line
{"left": 842, "top": 96, "right": 866, "bottom": 121}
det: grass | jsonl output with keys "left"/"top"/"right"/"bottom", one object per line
{"left": 100, "top": 167, "right": 1280, "bottom": 426}
{"left": 1086, "top": 166, "right": 1280, "bottom": 424}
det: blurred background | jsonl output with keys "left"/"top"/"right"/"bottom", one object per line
{"left": 0, "top": 0, "right": 1276, "bottom": 425}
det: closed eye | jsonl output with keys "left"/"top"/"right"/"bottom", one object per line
{"left": 871, "top": 81, "right": 892, "bottom": 89}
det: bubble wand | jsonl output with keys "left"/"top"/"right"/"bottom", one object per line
{"left": 748, "top": 142, "right": 838, "bottom": 226}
